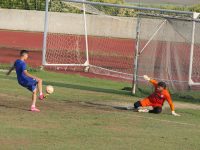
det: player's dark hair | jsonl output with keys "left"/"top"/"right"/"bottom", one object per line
{"left": 158, "top": 81, "right": 167, "bottom": 89}
{"left": 20, "top": 50, "right": 29, "bottom": 56}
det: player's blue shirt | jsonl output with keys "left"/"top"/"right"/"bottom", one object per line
{"left": 14, "top": 59, "right": 33, "bottom": 85}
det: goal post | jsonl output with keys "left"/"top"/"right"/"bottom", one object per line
{"left": 42, "top": 0, "right": 89, "bottom": 68}
{"left": 132, "top": 12, "right": 200, "bottom": 94}
{"left": 188, "top": 12, "right": 200, "bottom": 86}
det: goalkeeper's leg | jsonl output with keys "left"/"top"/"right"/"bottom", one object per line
{"left": 134, "top": 101, "right": 142, "bottom": 109}
{"left": 133, "top": 98, "right": 152, "bottom": 112}
{"left": 149, "top": 107, "right": 162, "bottom": 114}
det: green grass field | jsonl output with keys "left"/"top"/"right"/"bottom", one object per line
{"left": 0, "top": 70, "right": 200, "bottom": 150}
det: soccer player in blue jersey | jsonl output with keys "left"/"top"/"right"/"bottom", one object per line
{"left": 7, "top": 50, "right": 44, "bottom": 112}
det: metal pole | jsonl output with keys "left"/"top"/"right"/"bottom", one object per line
{"left": 83, "top": 0, "right": 89, "bottom": 66}
{"left": 188, "top": 12, "right": 200, "bottom": 86}
{"left": 42, "top": 0, "right": 49, "bottom": 65}
{"left": 132, "top": 15, "right": 141, "bottom": 94}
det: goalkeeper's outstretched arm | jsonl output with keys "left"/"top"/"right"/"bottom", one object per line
{"left": 165, "top": 93, "right": 181, "bottom": 116}
{"left": 143, "top": 75, "right": 158, "bottom": 86}
{"left": 143, "top": 75, "right": 150, "bottom": 81}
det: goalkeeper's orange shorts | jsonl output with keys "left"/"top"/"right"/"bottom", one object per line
{"left": 140, "top": 98, "right": 152, "bottom": 107}
{"left": 140, "top": 98, "right": 162, "bottom": 107}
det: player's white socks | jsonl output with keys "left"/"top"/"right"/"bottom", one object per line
{"left": 39, "top": 92, "right": 43, "bottom": 96}
{"left": 31, "top": 105, "right": 35, "bottom": 108}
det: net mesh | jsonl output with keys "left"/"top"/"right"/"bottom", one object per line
{"left": 86, "top": 15, "right": 135, "bottom": 79}
{"left": 137, "top": 17, "right": 193, "bottom": 92}
{"left": 45, "top": 1, "right": 136, "bottom": 78}
{"left": 46, "top": 34, "right": 86, "bottom": 64}
{"left": 45, "top": 6, "right": 87, "bottom": 65}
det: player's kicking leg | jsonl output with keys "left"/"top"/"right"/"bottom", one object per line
{"left": 36, "top": 78, "right": 45, "bottom": 100}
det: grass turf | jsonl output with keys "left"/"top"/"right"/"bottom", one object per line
{"left": 0, "top": 70, "right": 200, "bottom": 150}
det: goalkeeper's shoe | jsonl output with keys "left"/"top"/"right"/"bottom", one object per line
{"left": 138, "top": 109, "right": 149, "bottom": 113}
{"left": 31, "top": 106, "right": 40, "bottom": 112}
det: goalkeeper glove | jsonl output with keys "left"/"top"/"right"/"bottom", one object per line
{"left": 143, "top": 75, "right": 150, "bottom": 81}
{"left": 172, "top": 111, "right": 181, "bottom": 116}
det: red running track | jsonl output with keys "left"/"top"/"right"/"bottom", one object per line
{"left": 1, "top": 29, "right": 199, "bottom": 85}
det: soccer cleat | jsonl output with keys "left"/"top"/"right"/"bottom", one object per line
{"left": 31, "top": 107, "right": 40, "bottom": 112}
{"left": 39, "top": 94, "right": 45, "bottom": 100}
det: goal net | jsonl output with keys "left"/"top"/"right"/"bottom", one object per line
{"left": 134, "top": 13, "right": 200, "bottom": 96}
{"left": 136, "top": 17, "right": 192, "bottom": 90}
{"left": 42, "top": 0, "right": 200, "bottom": 94}
{"left": 43, "top": 0, "right": 135, "bottom": 78}
{"left": 43, "top": 0, "right": 88, "bottom": 68}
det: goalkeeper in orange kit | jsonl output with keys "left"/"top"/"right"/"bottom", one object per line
{"left": 133, "top": 75, "right": 180, "bottom": 116}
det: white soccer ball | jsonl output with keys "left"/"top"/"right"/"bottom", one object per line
{"left": 46, "top": 85, "right": 54, "bottom": 94}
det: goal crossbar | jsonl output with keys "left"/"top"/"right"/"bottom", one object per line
{"left": 63, "top": 0, "right": 194, "bottom": 16}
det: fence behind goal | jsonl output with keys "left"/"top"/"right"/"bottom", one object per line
{"left": 43, "top": 0, "right": 200, "bottom": 95}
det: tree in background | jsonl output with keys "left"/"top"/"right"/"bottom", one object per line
{"left": 0, "top": 0, "right": 199, "bottom": 15}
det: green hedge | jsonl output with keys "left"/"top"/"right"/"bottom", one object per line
{"left": 0, "top": 0, "right": 199, "bottom": 16}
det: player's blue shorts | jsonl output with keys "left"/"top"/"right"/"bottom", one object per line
{"left": 20, "top": 78, "right": 38, "bottom": 92}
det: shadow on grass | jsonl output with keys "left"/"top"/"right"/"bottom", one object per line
{"left": 0, "top": 104, "right": 29, "bottom": 111}
{"left": 84, "top": 101, "right": 133, "bottom": 111}
{"left": 2, "top": 75, "right": 200, "bottom": 103}
{"left": 2, "top": 75, "right": 131, "bottom": 96}
{"left": 44, "top": 81, "right": 131, "bottom": 96}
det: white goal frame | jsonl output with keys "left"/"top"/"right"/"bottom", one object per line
{"left": 188, "top": 12, "right": 200, "bottom": 86}
{"left": 42, "top": 0, "right": 89, "bottom": 67}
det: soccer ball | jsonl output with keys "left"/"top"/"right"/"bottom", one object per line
{"left": 84, "top": 66, "right": 90, "bottom": 72}
{"left": 46, "top": 85, "right": 54, "bottom": 94}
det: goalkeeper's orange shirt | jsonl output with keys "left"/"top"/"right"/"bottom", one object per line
{"left": 148, "top": 79, "right": 175, "bottom": 111}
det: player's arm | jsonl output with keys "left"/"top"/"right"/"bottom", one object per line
{"left": 143, "top": 75, "right": 158, "bottom": 86}
{"left": 23, "top": 70, "right": 41, "bottom": 81}
{"left": 165, "top": 93, "right": 180, "bottom": 116}
{"left": 6, "top": 65, "right": 15, "bottom": 75}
